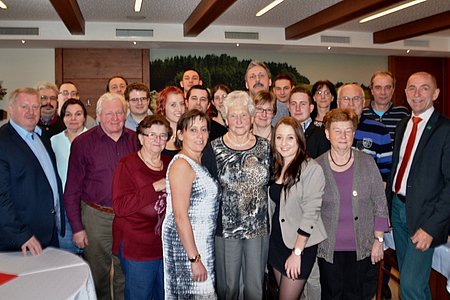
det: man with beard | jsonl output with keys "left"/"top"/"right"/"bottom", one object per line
{"left": 36, "top": 82, "right": 65, "bottom": 137}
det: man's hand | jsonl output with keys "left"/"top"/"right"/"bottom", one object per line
{"left": 73, "top": 230, "right": 89, "bottom": 249}
{"left": 411, "top": 228, "right": 433, "bottom": 251}
{"left": 21, "top": 236, "right": 42, "bottom": 256}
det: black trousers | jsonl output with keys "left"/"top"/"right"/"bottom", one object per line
{"left": 318, "top": 251, "right": 376, "bottom": 300}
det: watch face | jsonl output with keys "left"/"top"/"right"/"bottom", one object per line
{"left": 294, "top": 248, "right": 302, "bottom": 256}
{"left": 377, "top": 237, "right": 384, "bottom": 242}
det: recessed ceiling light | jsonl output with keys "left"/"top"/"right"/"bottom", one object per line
{"left": 133, "top": 41, "right": 137, "bottom": 45}
{"left": 236, "top": 43, "right": 240, "bottom": 47}
{"left": 406, "top": 49, "right": 411, "bottom": 54}
{"left": 134, "top": 0, "right": 143, "bottom": 13}
{"left": 256, "top": 0, "right": 284, "bottom": 17}
{"left": 360, "top": 0, "right": 426, "bottom": 23}
{"left": 327, "top": 46, "right": 332, "bottom": 50}
{"left": 0, "top": 1, "right": 7, "bottom": 10}
{"left": 21, "top": 40, "right": 25, "bottom": 44}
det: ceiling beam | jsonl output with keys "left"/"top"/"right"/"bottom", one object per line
{"left": 49, "top": 0, "right": 85, "bottom": 35}
{"left": 184, "top": 0, "right": 237, "bottom": 37}
{"left": 373, "top": 11, "right": 450, "bottom": 44}
{"left": 285, "top": 0, "right": 403, "bottom": 40}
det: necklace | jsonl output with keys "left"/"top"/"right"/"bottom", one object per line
{"left": 226, "top": 133, "right": 252, "bottom": 147}
{"left": 139, "top": 150, "right": 163, "bottom": 171}
{"left": 329, "top": 149, "right": 352, "bottom": 167}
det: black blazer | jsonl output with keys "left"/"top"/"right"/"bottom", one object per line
{"left": 386, "top": 110, "right": 450, "bottom": 247}
{"left": 304, "top": 123, "right": 330, "bottom": 159}
{"left": 0, "top": 123, "right": 64, "bottom": 251}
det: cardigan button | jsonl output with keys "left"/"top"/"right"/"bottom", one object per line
{"left": 281, "top": 219, "right": 285, "bottom": 222}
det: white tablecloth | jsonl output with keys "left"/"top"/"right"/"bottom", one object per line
{"left": 0, "top": 247, "right": 97, "bottom": 300}
{"left": 384, "top": 232, "right": 450, "bottom": 293}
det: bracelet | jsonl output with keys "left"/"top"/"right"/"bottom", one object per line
{"left": 189, "top": 254, "right": 201, "bottom": 263}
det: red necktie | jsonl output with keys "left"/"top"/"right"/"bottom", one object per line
{"left": 394, "top": 116, "right": 422, "bottom": 193}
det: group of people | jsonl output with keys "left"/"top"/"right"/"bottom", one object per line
{"left": 0, "top": 58, "right": 448, "bottom": 300}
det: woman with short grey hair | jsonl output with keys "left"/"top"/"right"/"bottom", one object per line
{"left": 203, "top": 90, "right": 271, "bottom": 300}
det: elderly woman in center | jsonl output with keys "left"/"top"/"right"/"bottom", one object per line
{"left": 316, "top": 108, "right": 389, "bottom": 299}
{"left": 203, "top": 91, "right": 271, "bottom": 300}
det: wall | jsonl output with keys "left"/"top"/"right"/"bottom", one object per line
{"left": 0, "top": 47, "right": 388, "bottom": 111}
{"left": 0, "top": 49, "right": 55, "bottom": 111}
{"left": 150, "top": 48, "right": 388, "bottom": 86}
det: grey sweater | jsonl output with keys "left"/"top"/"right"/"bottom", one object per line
{"left": 316, "top": 150, "right": 389, "bottom": 263}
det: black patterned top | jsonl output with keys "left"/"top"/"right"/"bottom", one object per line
{"left": 210, "top": 135, "right": 271, "bottom": 239}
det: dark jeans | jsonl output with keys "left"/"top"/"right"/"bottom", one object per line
{"left": 118, "top": 244, "right": 164, "bottom": 300}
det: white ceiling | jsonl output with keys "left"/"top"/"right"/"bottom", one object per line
{"left": 0, "top": 0, "right": 449, "bottom": 56}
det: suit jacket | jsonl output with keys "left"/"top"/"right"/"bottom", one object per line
{"left": 269, "top": 159, "right": 327, "bottom": 248}
{"left": 0, "top": 122, "right": 64, "bottom": 251}
{"left": 305, "top": 123, "right": 330, "bottom": 159}
{"left": 387, "top": 110, "right": 450, "bottom": 247}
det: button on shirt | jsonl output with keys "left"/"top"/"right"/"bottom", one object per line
{"left": 393, "top": 107, "right": 434, "bottom": 196}
{"left": 9, "top": 120, "right": 61, "bottom": 232}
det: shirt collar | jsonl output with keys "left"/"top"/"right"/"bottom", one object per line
{"left": 10, "top": 119, "right": 42, "bottom": 139}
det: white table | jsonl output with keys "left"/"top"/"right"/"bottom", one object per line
{"left": 384, "top": 232, "right": 450, "bottom": 294}
{"left": 0, "top": 247, "right": 97, "bottom": 300}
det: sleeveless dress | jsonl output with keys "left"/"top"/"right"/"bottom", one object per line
{"left": 162, "top": 154, "right": 219, "bottom": 299}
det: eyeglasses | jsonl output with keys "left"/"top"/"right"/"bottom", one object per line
{"left": 60, "top": 90, "right": 79, "bottom": 97}
{"left": 129, "top": 97, "right": 149, "bottom": 103}
{"left": 339, "top": 96, "right": 364, "bottom": 104}
{"left": 255, "top": 107, "right": 274, "bottom": 115}
{"left": 40, "top": 95, "right": 58, "bottom": 101}
{"left": 214, "top": 94, "right": 227, "bottom": 101}
{"left": 140, "top": 132, "right": 169, "bottom": 141}
{"left": 315, "top": 90, "right": 332, "bottom": 96}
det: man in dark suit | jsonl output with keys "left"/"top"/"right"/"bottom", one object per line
{"left": 288, "top": 86, "right": 329, "bottom": 158}
{"left": 387, "top": 72, "right": 450, "bottom": 299}
{"left": 0, "top": 87, "right": 64, "bottom": 255}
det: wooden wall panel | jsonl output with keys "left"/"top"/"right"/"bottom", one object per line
{"left": 55, "top": 48, "right": 150, "bottom": 117}
{"left": 388, "top": 56, "right": 448, "bottom": 117}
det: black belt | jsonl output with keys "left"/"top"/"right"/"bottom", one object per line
{"left": 395, "top": 193, "right": 406, "bottom": 203}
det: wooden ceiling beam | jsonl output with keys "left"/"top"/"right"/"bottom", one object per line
{"left": 285, "top": 0, "right": 403, "bottom": 40}
{"left": 184, "top": 0, "right": 236, "bottom": 37}
{"left": 49, "top": 0, "right": 85, "bottom": 35}
{"left": 373, "top": 11, "right": 450, "bottom": 44}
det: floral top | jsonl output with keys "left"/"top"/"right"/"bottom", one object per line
{"left": 209, "top": 135, "right": 271, "bottom": 239}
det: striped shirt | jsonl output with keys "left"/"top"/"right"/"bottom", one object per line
{"left": 353, "top": 118, "right": 392, "bottom": 182}
{"left": 362, "top": 102, "right": 409, "bottom": 143}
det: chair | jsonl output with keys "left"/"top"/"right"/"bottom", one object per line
{"left": 376, "top": 248, "right": 400, "bottom": 300}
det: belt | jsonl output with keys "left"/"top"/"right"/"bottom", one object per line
{"left": 395, "top": 193, "right": 406, "bottom": 203}
{"left": 85, "top": 202, "right": 114, "bottom": 214}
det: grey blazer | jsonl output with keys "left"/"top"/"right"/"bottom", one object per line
{"left": 316, "top": 150, "right": 389, "bottom": 263}
{"left": 269, "top": 159, "right": 327, "bottom": 249}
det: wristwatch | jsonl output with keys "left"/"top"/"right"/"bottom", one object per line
{"left": 375, "top": 236, "right": 384, "bottom": 243}
{"left": 293, "top": 248, "right": 303, "bottom": 256}
{"left": 189, "top": 254, "right": 201, "bottom": 263}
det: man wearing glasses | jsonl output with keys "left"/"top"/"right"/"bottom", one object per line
{"left": 337, "top": 83, "right": 392, "bottom": 182}
{"left": 36, "top": 81, "right": 65, "bottom": 137}
{"left": 124, "top": 83, "right": 153, "bottom": 131}
{"left": 58, "top": 81, "right": 97, "bottom": 129}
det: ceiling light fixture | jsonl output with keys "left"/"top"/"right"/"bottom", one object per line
{"left": 359, "top": 0, "right": 426, "bottom": 23}
{"left": 256, "top": 0, "right": 284, "bottom": 17}
{"left": 0, "top": 0, "right": 7, "bottom": 10}
{"left": 406, "top": 49, "right": 411, "bottom": 53}
{"left": 327, "top": 46, "right": 331, "bottom": 50}
{"left": 21, "top": 40, "right": 25, "bottom": 44}
{"left": 133, "top": 41, "right": 137, "bottom": 45}
{"left": 134, "top": 0, "right": 143, "bottom": 13}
